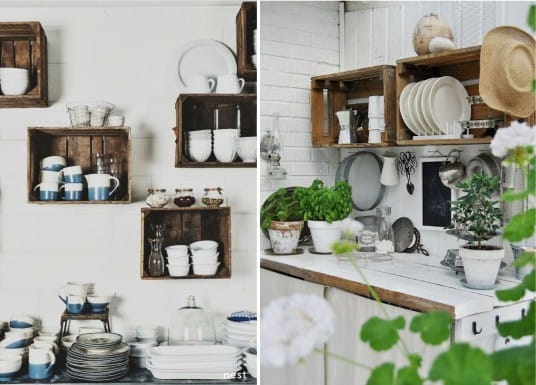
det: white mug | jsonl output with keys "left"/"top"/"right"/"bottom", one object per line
{"left": 186, "top": 75, "right": 216, "bottom": 93}
{"left": 216, "top": 74, "right": 245, "bottom": 94}
{"left": 28, "top": 345, "right": 55, "bottom": 380}
{"left": 85, "top": 173, "right": 120, "bottom": 201}
{"left": 33, "top": 339, "right": 59, "bottom": 355}
{"left": 39, "top": 170, "right": 62, "bottom": 184}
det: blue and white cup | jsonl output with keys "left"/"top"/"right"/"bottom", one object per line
{"left": 85, "top": 173, "right": 120, "bottom": 201}
{"left": 33, "top": 182, "right": 59, "bottom": 201}
{"left": 0, "top": 331, "right": 27, "bottom": 349}
{"left": 40, "top": 156, "right": 66, "bottom": 172}
{"left": 58, "top": 165, "right": 83, "bottom": 183}
{"left": 28, "top": 345, "right": 55, "bottom": 380}
{"left": 59, "top": 183, "right": 83, "bottom": 201}
{"left": 87, "top": 295, "right": 110, "bottom": 313}
{"left": 8, "top": 315, "right": 34, "bottom": 329}
{"left": 0, "top": 353, "right": 22, "bottom": 382}
{"left": 65, "top": 295, "right": 86, "bottom": 314}
{"left": 39, "top": 170, "right": 62, "bottom": 184}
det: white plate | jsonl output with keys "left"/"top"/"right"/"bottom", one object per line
{"left": 411, "top": 80, "right": 430, "bottom": 135}
{"left": 177, "top": 39, "right": 237, "bottom": 88}
{"left": 420, "top": 78, "right": 441, "bottom": 134}
{"left": 399, "top": 82, "right": 416, "bottom": 134}
{"left": 147, "top": 358, "right": 241, "bottom": 371}
{"left": 149, "top": 344, "right": 241, "bottom": 357}
{"left": 405, "top": 81, "right": 423, "bottom": 135}
{"left": 428, "top": 76, "right": 470, "bottom": 134}
{"left": 147, "top": 367, "right": 242, "bottom": 380}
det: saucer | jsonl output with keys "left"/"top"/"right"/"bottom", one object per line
{"left": 264, "top": 248, "right": 304, "bottom": 256}
{"left": 460, "top": 278, "right": 499, "bottom": 290}
{"left": 309, "top": 247, "right": 332, "bottom": 255}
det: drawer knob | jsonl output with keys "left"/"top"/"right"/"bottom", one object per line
{"left": 472, "top": 321, "right": 482, "bottom": 335}
{"left": 521, "top": 308, "right": 526, "bottom": 318}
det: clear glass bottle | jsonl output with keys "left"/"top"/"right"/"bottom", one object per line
{"left": 168, "top": 295, "right": 216, "bottom": 345}
{"left": 375, "top": 206, "right": 394, "bottom": 260}
{"left": 174, "top": 188, "right": 196, "bottom": 207}
{"left": 148, "top": 238, "right": 165, "bottom": 277}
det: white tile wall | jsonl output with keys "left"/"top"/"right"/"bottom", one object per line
{"left": 0, "top": 2, "right": 256, "bottom": 339}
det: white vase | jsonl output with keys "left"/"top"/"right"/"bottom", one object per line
{"left": 460, "top": 245, "right": 504, "bottom": 289}
{"left": 308, "top": 220, "right": 342, "bottom": 253}
{"left": 267, "top": 221, "right": 303, "bottom": 254}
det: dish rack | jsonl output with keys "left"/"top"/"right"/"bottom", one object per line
{"left": 458, "top": 95, "right": 504, "bottom": 138}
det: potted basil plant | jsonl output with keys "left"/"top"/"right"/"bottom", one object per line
{"left": 450, "top": 173, "right": 503, "bottom": 289}
{"left": 294, "top": 179, "right": 352, "bottom": 253}
{"left": 260, "top": 188, "right": 304, "bottom": 254}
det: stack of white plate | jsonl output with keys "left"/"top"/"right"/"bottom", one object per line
{"left": 66, "top": 333, "right": 129, "bottom": 382}
{"left": 399, "top": 76, "right": 470, "bottom": 139}
{"left": 145, "top": 345, "right": 243, "bottom": 380}
{"left": 223, "top": 312, "right": 257, "bottom": 348}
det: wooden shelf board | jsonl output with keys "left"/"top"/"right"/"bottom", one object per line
{"left": 396, "top": 46, "right": 481, "bottom": 68}
{"left": 312, "top": 65, "right": 394, "bottom": 84}
{"left": 396, "top": 137, "right": 492, "bottom": 146}
{"left": 178, "top": 161, "right": 257, "bottom": 168}
{"left": 314, "top": 142, "right": 393, "bottom": 149}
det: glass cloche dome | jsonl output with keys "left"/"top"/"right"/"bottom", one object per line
{"left": 168, "top": 295, "right": 216, "bottom": 345}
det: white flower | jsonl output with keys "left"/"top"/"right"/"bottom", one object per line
{"left": 260, "top": 293, "right": 335, "bottom": 367}
{"left": 490, "top": 121, "right": 536, "bottom": 158}
{"left": 340, "top": 217, "right": 364, "bottom": 239}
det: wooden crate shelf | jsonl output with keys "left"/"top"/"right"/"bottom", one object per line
{"left": 0, "top": 22, "right": 48, "bottom": 108}
{"left": 310, "top": 65, "right": 396, "bottom": 147}
{"left": 395, "top": 46, "right": 506, "bottom": 146}
{"left": 236, "top": 2, "right": 257, "bottom": 82}
{"left": 175, "top": 94, "right": 257, "bottom": 168}
{"left": 27, "top": 127, "right": 131, "bottom": 203}
{"left": 140, "top": 207, "right": 231, "bottom": 280}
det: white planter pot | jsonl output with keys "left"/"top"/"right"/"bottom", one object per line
{"left": 460, "top": 245, "right": 504, "bottom": 289}
{"left": 267, "top": 221, "right": 303, "bottom": 254}
{"left": 308, "top": 220, "right": 342, "bottom": 253}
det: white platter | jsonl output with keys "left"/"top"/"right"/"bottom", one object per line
{"left": 411, "top": 80, "right": 430, "bottom": 135}
{"left": 420, "top": 78, "right": 441, "bottom": 134}
{"left": 405, "top": 81, "right": 423, "bottom": 135}
{"left": 147, "top": 358, "right": 241, "bottom": 371}
{"left": 149, "top": 344, "right": 241, "bottom": 357}
{"left": 178, "top": 39, "right": 237, "bottom": 88}
{"left": 399, "top": 82, "right": 415, "bottom": 134}
{"left": 428, "top": 76, "right": 470, "bottom": 134}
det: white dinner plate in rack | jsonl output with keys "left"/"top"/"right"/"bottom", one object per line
{"left": 412, "top": 79, "right": 431, "bottom": 135}
{"left": 405, "top": 81, "right": 423, "bottom": 135}
{"left": 177, "top": 39, "right": 237, "bottom": 88}
{"left": 399, "top": 82, "right": 416, "bottom": 134}
{"left": 420, "top": 78, "right": 441, "bottom": 134}
{"left": 428, "top": 76, "right": 470, "bottom": 134}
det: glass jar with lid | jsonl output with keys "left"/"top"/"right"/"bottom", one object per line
{"left": 201, "top": 187, "right": 224, "bottom": 208}
{"left": 173, "top": 188, "right": 196, "bottom": 208}
{"left": 168, "top": 295, "right": 216, "bottom": 345}
{"left": 146, "top": 188, "right": 169, "bottom": 208}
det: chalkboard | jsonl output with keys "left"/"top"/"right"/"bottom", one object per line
{"left": 422, "top": 161, "right": 452, "bottom": 228}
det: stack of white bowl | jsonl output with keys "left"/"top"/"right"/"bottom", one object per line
{"left": 244, "top": 347, "right": 257, "bottom": 378}
{"left": 188, "top": 130, "right": 212, "bottom": 162}
{"left": 165, "top": 245, "right": 190, "bottom": 277}
{"left": 190, "top": 240, "right": 220, "bottom": 276}
{"left": 0, "top": 67, "right": 30, "bottom": 95}
{"left": 237, "top": 137, "right": 257, "bottom": 162}
{"left": 213, "top": 129, "right": 238, "bottom": 163}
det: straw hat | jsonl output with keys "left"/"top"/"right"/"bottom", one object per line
{"left": 480, "top": 26, "right": 535, "bottom": 118}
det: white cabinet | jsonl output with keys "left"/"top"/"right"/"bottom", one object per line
{"left": 325, "top": 287, "right": 448, "bottom": 385}
{"left": 260, "top": 269, "right": 326, "bottom": 385}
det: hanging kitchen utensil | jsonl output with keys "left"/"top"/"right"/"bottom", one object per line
{"left": 397, "top": 152, "right": 417, "bottom": 194}
{"left": 392, "top": 217, "right": 414, "bottom": 252}
{"left": 404, "top": 228, "right": 429, "bottom": 256}
{"left": 438, "top": 149, "right": 465, "bottom": 188}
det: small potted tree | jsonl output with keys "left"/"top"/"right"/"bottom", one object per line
{"left": 450, "top": 173, "right": 503, "bottom": 289}
{"left": 294, "top": 179, "right": 352, "bottom": 253}
{"left": 260, "top": 188, "right": 304, "bottom": 254}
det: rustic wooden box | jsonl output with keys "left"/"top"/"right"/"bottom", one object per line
{"left": 310, "top": 65, "right": 396, "bottom": 148}
{"left": 175, "top": 94, "right": 257, "bottom": 168}
{"left": 395, "top": 46, "right": 507, "bottom": 146}
{"left": 140, "top": 207, "right": 231, "bottom": 279}
{"left": 27, "top": 127, "right": 131, "bottom": 203}
{"left": 236, "top": 2, "right": 257, "bottom": 82}
{"left": 0, "top": 22, "right": 48, "bottom": 108}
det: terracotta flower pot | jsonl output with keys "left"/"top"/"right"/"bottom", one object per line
{"left": 268, "top": 221, "right": 304, "bottom": 254}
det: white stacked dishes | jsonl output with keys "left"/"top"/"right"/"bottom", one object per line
{"left": 0, "top": 352, "right": 22, "bottom": 381}
{"left": 66, "top": 333, "right": 129, "bottom": 382}
{"left": 165, "top": 244, "right": 190, "bottom": 277}
{"left": 135, "top": 325, "right": 158, "bottom": 343}
{"left": 244, "top": 347, "right": 256, "bottom": 378}
{"left": 145, "top": 345, "right": 243, "bottom": 380}
{"left": 213, "top": 129, "right": 238, "bottom": 162}
{"left": 190, "top": 241, "right": 220, "bottom": 276}
{"left": 188, "top": 130, "right": 212, "bottom": 162}
{"left": 0, "top": 67, "right": 29, "bottom": 95}
{"left": 129, "top": 341, "right": 157, "bottom": 368}
{"left": 237, "top": 136, "right": 257, "bottom": 162}
{"left": 223, "top": 311, "right": 257, "bottom": 348}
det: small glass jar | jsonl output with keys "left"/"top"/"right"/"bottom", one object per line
{"left": 201, "top": 187, "right": 224, "bottom": 208}
{"left": 146, "top": 188, "right": 169, "bottom": 208}
{"left": 375, "top": 206, "right": 394, "bottom": 261}
{"left": 174, "top": 188, "right": 196, "bottom": 207}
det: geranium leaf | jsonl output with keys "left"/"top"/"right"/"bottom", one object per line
{"left": 429, "top": 343, "right": 492, "bottom": 385}
{"left": 409, "top": 311, "right": 452, "bottom": 345}
{"left": 522, "top": 269, "right": 535, "bottom": 291}
{"left": 367, "top": 363, "right": 395, "bottom": 385}
{"left": 397, "top": 365, "right": 423, "bottom": 385}
{"left": 407, "top": 354, "right": 422, "bottom": 369}
{"left": 503, "top": 209, "right": 536, "bottom": 242}
{"left": 512, "top": 251, "right": 535, "bottom": 268}
{"left": 492, "top": 343, "right": 535, "bottom": 385}
{"left": 497, "top": 301, "right": 535, "bottom": 339}
{"left": 496, "top": 283, "right": 526, "bottom": 302}
{"left": 360, "top": 316, "right": 405, "bottom": 351}
{"left": 502, "top": 190, "right": 529, "bottom": 202}
{"left": 529, "top": 4, "right": 536, "bottom": 31}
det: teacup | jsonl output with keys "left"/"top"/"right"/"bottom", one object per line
{"left": 28, "top": 345, "right": 55, "bottom": 380}
{"left": 9, "top": 315, "right": 34, "bottom": 329}
{"left": 186, "top": 75, "right": 216, "bottom": 93}
{"left": 33, "top": 182, "right": 59, "bottom": 201}
{"left": 40, "top": 156, "right": 66, "bottom": 172}
{"left": 87, "top": 295, "right": 110, "bottom": 313}
{"left": 59, "top": 183, "right": 83, "bottom": 201}
{"left": 216, "top": 74, "right": 245, "bottom": 94}
{"left": 33, "top": 339, "right": 59, "bottom": 355}
{"left": 65, "top": 295, "right": 86, "bottom": 314}
{"left": 0, "top": 331, "right": 27, "bottom": 349}
{"left": 58, "top": 165, "right": 83, "bottom": 183}
{"left": 85, "top": 173, "right": 120, "bottom": 201}
{"left": 39, "top": 170, "right": 62, "bottom": 184}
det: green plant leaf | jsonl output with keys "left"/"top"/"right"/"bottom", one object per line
{"left": 492, "top": 342, "right": 535, "bottom": 385}
{"left": 360, "top": 316, "right": 405, "bottom": 351}
{"left": 367, "top": 363, "right": 395, "bottom": 385}
{"left": 496, "top": 283, "right": 526, "bottom": 302}
{"left": 429, "top": 343, "right": 492, "bottom": 385}
{"left": 397, "top": 365, "right": 423, "bottom": 385}
{"left": 409, "top": 311, "right": 452, "bottom": 345}
{"left": 497, "top": 301, "right": 535, "bottom": 339}
{"left": 512, "top": 251, "right": 536, "bottom": 268}
{"left": 529, "top": 4, "right": 536, "bottom": 31}
{"left": 503, "top": 209, "right": 536, "bottom": 242}
{"left": 523, "top": 269, "right": 536, "bottom": 291}
{"left": 407, "top": 354, "right": 422, "bottom": 369}
{"left": 502, "top": 189, "right": 530, "bottom": 202}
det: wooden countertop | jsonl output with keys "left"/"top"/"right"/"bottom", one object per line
{"left": 261, "top": 250, "right": 532, "bottom": 320}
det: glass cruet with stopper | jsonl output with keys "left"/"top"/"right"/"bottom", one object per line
{"left": 375, "top": 206, "right": 394, "bottom": 261}
{"left": 169, "top": 296, "right": 216, "bottom": 345}
{"left": 148, "top": 237, "right": 165, "bottom": 277}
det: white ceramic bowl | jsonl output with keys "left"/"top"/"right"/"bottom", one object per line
{"left": 214, "top": 145, "right": 237, "bottom": 163}
{"left": 0, "top": 68, "right": 29, "bottom": 96}
{"left": 190, "top": 248, "right": 218, "bottom": 258}
{"left": 167, "top": 264, "right": 190, "bottom": 277}
{"left": 213, "top": 128, "right": 238, "bottom": 136}
{"left": 189, "top": 147, "right": 212, "bottom": 162}
{"left": 128, "top": 341, "right": 157, "bottom": 357}
{"left": 61, "top": 335, "right": 77, "bottom": 349}
{"left": 165, "top": 245, "right": 189, "bottom": 258}
{"left": 190, "top": 240, "right": 218, "bottom": 251}
{"left": 167, "top": 255, "right": 189, "bottom": 266}
{"left": 191, "top": 252, "right": 219, "bottom": 265}
{"left": 192, "top": 262, "right": 220, "bottom": 276}
{"left": 135, "top": 325, "right": 158, "bottom": 340}
{"left": 237, "top": 139, "right": 257, "bottom": 162}
{"left": 0, "top": 353, "right": 22, "bottom": 380}
{"left": 188, "top": 129, "right": 212, "bottom": 136}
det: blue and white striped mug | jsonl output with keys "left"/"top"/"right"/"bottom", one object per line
{"left": 59, "top": 183, "right": 83, "bottom": 201}
{"left": 85, "top": 174, "right": 120, "bottom": 201}
{"left": 33, "top": 182, "right": 58, "bottom": 201}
